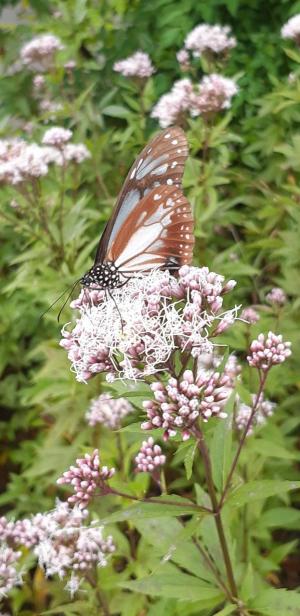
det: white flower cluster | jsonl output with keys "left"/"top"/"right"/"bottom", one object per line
{"left": 20, "top": 34, "right": 64, "bottom": 72}
{"left": 184, "top": 23, "right": 236, "bottom": 58}
{"left": 151, "top": 74, "right": 238, "bottom": 128}
{"left": 86, "top": 393, "right": 133, "bottom": 429}
{"left": 113, "top": 51, "right": 155, "bottom": 78}
{"left": 61, "top": 267, "right": 238, "bottom": 382}
{"left": 281, "top": 14, "right": 300, "bottom": 42}
{"left": 0, "top": 127, "right": 90, "bottom": 186}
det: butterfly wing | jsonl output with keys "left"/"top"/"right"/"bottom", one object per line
{"left": 107, "top": 185, "right": 194, "bottom": 274}
{"left": 94, "top": 127, "right": 188, "bottom": 264}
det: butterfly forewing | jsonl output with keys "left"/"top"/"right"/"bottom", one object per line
{"left": 108, "top": 185, "right": 194, "bottom": 273}
{"left": 94, "top": 127, "right": 188, "bottom": 264}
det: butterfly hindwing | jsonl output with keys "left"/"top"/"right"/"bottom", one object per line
{"left": 94, "top": 127, "right": 188, "bottom": 264}
{"left": 107, "top": 185, "right": 194, "bottom": 273}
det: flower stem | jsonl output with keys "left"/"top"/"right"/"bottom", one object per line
{"left": 194, "top": 427, "right": 238, "bottom": 600}
{"left": 219, "top": 371, "right": 268, "bottom": 508}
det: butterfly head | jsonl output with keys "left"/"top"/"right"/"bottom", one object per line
{"left": 81, "top": 262, "right": 123, "bottom": 290}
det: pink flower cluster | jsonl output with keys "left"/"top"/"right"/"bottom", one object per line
{"left": 60, "top": 267, "right": 238, "bottom": 382}
{"left": 20, "top": 34, "right": 64, "bottom": 72}
{"left": 247, "top": 332, "right": 292, "bottom": 371}
{"left": 281, "top": 15, "right": 300, "bottom": 43}
{"left": 0, "top": 128, "right": 90, "bottom": 186}
{"left": 234, "top": 394, "right": 276, "bottom": 435}
{"left": 266, "top": 287, "right": 287, "bottom": 307}
{"left": 135, "top": 437, "right": 166, "bottom": 472}
{"left": 184, "top": 23, "right": 236, "bottom": 58}
{"left": 0, "top": 501, "right": 115, "bottom": 591}
{"left": 86, "top": 393, "right": 133, "bottom": 429}
{"left": 57, "top": 450, "right": 115, "bottom": 508}
{"left": 241, "top": 307, "right": 260, "bottom": 324}
{"left": 0, "top": 547, "right": 22, "bottom": 598}
{"left": 142, "top": 368, "right": 231, "bottom": 441}
{"left": 151, "top": 74, "right": 238, "bottom": 128}
{"left": 113, "top": 51, "right": 155, "bottom": 79}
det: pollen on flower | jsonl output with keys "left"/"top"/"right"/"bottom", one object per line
{"left": 60, "top": 268, "right": 238, "bottom": 382}
{"left": 113, "top": 51, "right": 155, "bottom": 78}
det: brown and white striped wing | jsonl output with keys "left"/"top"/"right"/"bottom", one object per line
{"left": 95, "top": 127, "right": 189, "bottom": 263}
{"left": 107, "top": 185, "right": 194, "bottom": 273}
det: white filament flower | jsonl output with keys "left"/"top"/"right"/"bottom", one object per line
{"left": 61, "top": 267, "right": 238, "bottom": 382}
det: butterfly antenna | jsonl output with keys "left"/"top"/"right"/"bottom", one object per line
{"left": 39, "top": 279, "right": 81, "bottom": 323}
{"left": 107, "top": 289, "right": 124, "bottom": 333}
{"left": 57, "top": 280, "right": 81, "bottom": 323}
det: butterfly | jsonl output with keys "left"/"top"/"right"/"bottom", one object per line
{"left": 80, "top": 127, "right": 194, "bottom": 290}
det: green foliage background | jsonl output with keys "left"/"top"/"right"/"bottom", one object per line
{"left": 0, "top": 0, "right": 299, "bottom": 614}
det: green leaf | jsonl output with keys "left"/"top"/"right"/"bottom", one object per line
{"left": 102, "top": 495, "right": 199, "bottom": 523}
{"left": 250, "top": 588, "right": 300, "bottom": 615}
{"left": 225, "top": 481, "right": 300, "bottom": 509}
{"left": 214, "top": 606, "right": 236, "bottom": 616}
{"left": 184, "top": 442, "right": 197, "bottom": 480}
{"left": 120, "top": 570, "right": 223, "bottom": 603}
{"left": 102, "top": 105, "right": 130, "bottom": 119}
{"left": 249, "top": 438, "right": 299, "bottom": 460}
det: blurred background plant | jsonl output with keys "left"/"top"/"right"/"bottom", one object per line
{"left": 0, "top": 0, "right": 300, "bottom": 614}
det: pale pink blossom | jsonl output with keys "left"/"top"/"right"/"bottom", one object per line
{"left": 190, "top": 74, "right": 238, "bottom": 116}
{"left": 0, "top": 547, "right": 22, "bottom": 598}
{"left": 63, "top": 143, "right": 91, "bottom": 163}
{"left": 176, "top": 48, "right": 190, "bottom": 69}
{"left": 57, "top": 450, "right": 115, "bottom": 508}
{"left": 113, "top": 51, "right": 155, "bottom": 78}
{"left": 42, "top": 126, "right": 72, "bottom": 146}
{"left": 266, "top": 287, "right": 287, "bottom": 307}
{"left": 142, "top": 368, "right": 231, "bottom": 441}
{"left": 20, "top": 34, "right": 64, "bottom": 71}
{"left": 241, "top": 307, "right": 260, "bottom": 324}
{"left": 235, "top": 394, "right": 276, "bottom": 435}
{"left": 86, "top": 393, "right": 133, "bottom": 429}
{"left": 281, "top": 15, "right": 300, "bottom": 43}
{"left": 33, "top": 74, "right": 45, "bottom": 89}
{"left": 247, "top": 332, "right": 291, "bottom": 371}
{"left": 135, "top": 437, "right": 166, "bottom": 472}
{"left": 151, "top": 79, "right": 193, "bottom": 128}
{"left": 184, "top": 23, "right": 236, "bottom": 57}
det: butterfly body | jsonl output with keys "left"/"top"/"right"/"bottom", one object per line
{"left": 81, "top": 127, "right": 194, "bottom": 291}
